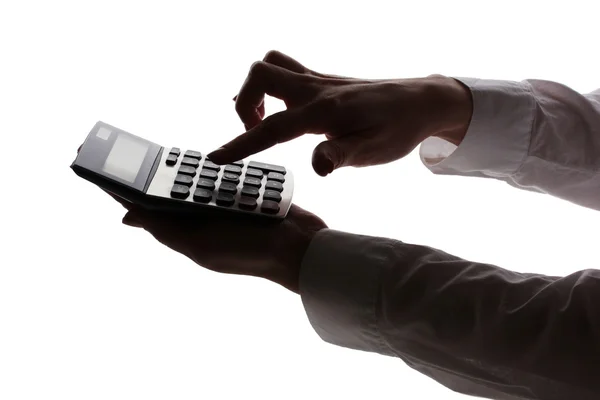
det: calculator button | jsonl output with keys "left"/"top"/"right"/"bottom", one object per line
{"left": 202, "top": 160, "right": 221, "bottom": 171}
{"left": 196, "top": 178, "right": 216, "bottom": 190}
{"left": 238, "top": 196, "right": 257, "bottom": 210}
{"left": 224, "top": 165, "right": 242, "bottom": 175}
{"left": 261, "top": 200, "right": 280, "bottom": 214}
{"left": 181, "top": 157, "right": 200, "bottom": 167}
{"left": 267, "top": 172, "right": 285, "bottom": 183}
{"left": 243, "top": 177, "right": 262, "bottom": 188}
{"left": 166, "top": 154, "right": 178, "bottom": 166}
{"left": 199, "top": 169, "right": 218, "bottom": 180}
{"left": 178, "top": 166, "right": 196, "bottom": 176}
{"left": 232, "top": 160, "right": 244, "bottom": 167}
{"left": 193, "top": 188, "right": 212, "bottom": 203}
{"left": 263, "top": 190, "right": 282, "bottom": 202}
{"left": 245, "top": 168, "right": 263, "bottom": 179}
{"left": 174, "top": 174, "right": 194, "bottom": 187}
{"left": 221, "top": 172, "right": 240, "bottom": 184}
{"left": 216, "top": 192, "right": 235, "bottom": 207}
{"left": 265, "top": 181, "right": 283, "bottom": 192}
{"left": 241, "top": 186, "right": 260, "bottom": 198}
{"left": 184, "top": 150, "right": 202, "bottom": 159}
{"left": 219, "top": 182, "right": 238, "bottom": 194}
{"left": 169, "top": 147, "right": 181, "bottom": 156}
{"left": 170, "top": 184, "right": 190, "bottom": 199}
{"left": 248, "top": 161, "right": 286, "bottom": 175}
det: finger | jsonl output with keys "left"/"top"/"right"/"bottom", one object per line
{"left": 235, "top": 61, "right": 306, "bottom": 129}
{"left": 262, "top": 50, "right": 350, "bottom": 80}
{"left": 231, "top": 52, "right": 309, "bottom": 104}
{"left": 122, "top": 211, "right": 142, "bottom": 228}
{"left": 208, "top": 104, "right": 326, "bottom": 164}
{"left": 311, "top": 134, "right": 368, "bottom": 176}
{"left": 262, "top": 50, "right": 309, "bottom": 74}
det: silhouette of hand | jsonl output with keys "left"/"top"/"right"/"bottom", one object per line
{"left": 120, "top": 203, "right": 327, "bottom": 293}
{"left": 208, "top": 50, "right": 472, "bottom": 176}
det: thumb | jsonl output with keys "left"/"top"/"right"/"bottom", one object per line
{"left": 311, "top": 135, "right": 363, "bottom": 176}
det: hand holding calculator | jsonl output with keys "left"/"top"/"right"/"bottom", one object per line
{"left": 72, "top": 121, "right": 294, "bottom": 218}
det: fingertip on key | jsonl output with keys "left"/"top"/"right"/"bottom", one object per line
{"left": 206, "top": 147, "right": 228, "bottom": 164}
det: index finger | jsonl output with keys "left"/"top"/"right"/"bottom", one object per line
{"left": 207, "top": 104, "right": 327, "bottom": 164}
{"left": 235, "top": 61, "right": 307, "bottom": 130}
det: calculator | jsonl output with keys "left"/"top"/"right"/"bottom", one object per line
{"left": 71, "top": 121, "right": 294, "bottom": 218}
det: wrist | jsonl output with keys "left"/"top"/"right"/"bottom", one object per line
{"left": 268, "top": 209, "right": 327, "bottom": 294}
{"left": 426, "top": 75, "right": 474, "bottom": 146}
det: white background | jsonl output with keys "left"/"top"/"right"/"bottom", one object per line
{"left": 1, "top": 1, "right": 599, "bottom": 399}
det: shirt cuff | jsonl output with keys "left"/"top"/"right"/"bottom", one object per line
{"left": 298, "top": 229, "right": 393, "bottom": 356}
{"left": 419, "top": 78, "right": 536, "bottom": 178}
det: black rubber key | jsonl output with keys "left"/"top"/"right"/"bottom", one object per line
{"left": 196, "top": 178, "right": 215, "bottom": 190}
{"left": 178, "top": 166, "right": 196, "bottom": 176}
{"left": 166, "top": 154, "right": 178, "bottom": 166}
{"left": 200, "top": 169, "right": 218, "bottom": 180}
{"left": 248, "top": 161, "right": 286, "bottom": 175}
{"left": 224, "top": 165, "right": 242, "bottom": 175}
{"left": 202, "top": 160, "right": 221, "bottom": 171}
{"left": 171, "top": 184, "right": 190, "bottom": 199}
{"left": 238, "top": 196, "right": 257, "bottom": 210}
{"left": 221, "top": 172, "right": 240, "bottom": 184}
{"left": 181, "top": 157, "right": 200, "bottom": 168}
{"left": 241, "top": 186, "right": 259, "bottom": 198}
{"left": 261, "top": 200, "right": 280, "bottom": 214}
{"left": 263, "top": 190, "right": 282, "bottom": 202}
{"left": 265, "top": 181, "right": 283, "bottom": 192}
{"left": 174, "top": 174, "right": 194, "bottom": 187}
{"left": 243, "top": 177, "right": 262, "bottom": 188}
{"left": 216, "top": 192, "right": 235, "bottom": 207}
{"left": 193, "top": 188, "right": 212, "bottom": 203}
{"left": 245, "top": 168, "right": 263, "bottom": 179}
{"left": 169, "top": 147, "right": 181, "bottom": 156}
{"left": 219, "top": 182, "right": 238, "bottom": 194}
{"left": 267, "top": 172, "right": 285, "bottom": 183}
{"left": 184, "top": 150, "right": 202, "bottom": 159}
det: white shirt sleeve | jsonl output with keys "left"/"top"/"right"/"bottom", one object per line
{"left": 299, "top": 79, "right": 600, "bottom": 399}
{"left": 420, "top": 78, "right": 600, "bottom": 211}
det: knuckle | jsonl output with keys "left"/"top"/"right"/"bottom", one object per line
{"left": 318, "top": 93, "right": 343, "bottom": 113}
{"left": 249, "top": 61, "right": 268, "bottom": 78}
{"left": 263, "top": 50, "right": 283, "bottom": 63}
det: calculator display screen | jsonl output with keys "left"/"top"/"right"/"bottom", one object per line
{"left": 102, "top": 134, "right": 149, "bottom": 183}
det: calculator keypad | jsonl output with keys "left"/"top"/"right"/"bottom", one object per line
{"left": 216, "top": 192, "right": 235, "bottom": 207}
{"left": 160, "top": 147, "right": 290, "bottom": 217}
{"left": 181, "top": 157, "right": 200, "bottom": 167}
{"left": 171, "top": 184, "right": 190, "bottom": 199}
{"left": 199, "top": 169, "right": 218, "bottom": 180}
{"left": 196, "top": 178, "right": 215, "bottom": 190}
{"left": 178, "top": 166, "right": 196, "bottom": 176}
{"left": 174, "top": 174, "right": 194, "bottom": 187}
{"left": 166, "top": 154, "right": 178, "bottom": 166}
{"left": 184, "top": 150, "right": 202, "bottom": 159}
{"left": 265, "top": 181, "right": 283, "bottom": 192}
{"left": 193, "top": 188, "right": 212, "bottom": 203}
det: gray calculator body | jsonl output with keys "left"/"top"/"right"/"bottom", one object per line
{"left": 71, "top": 121, "right": 294, "bottom": 218}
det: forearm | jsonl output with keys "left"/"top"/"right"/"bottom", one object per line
{"left": 300, "top": 229, "right": 600, "bottom": 399}
{"left": 421, "top": 78, "right": 600, "bottom": 211}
